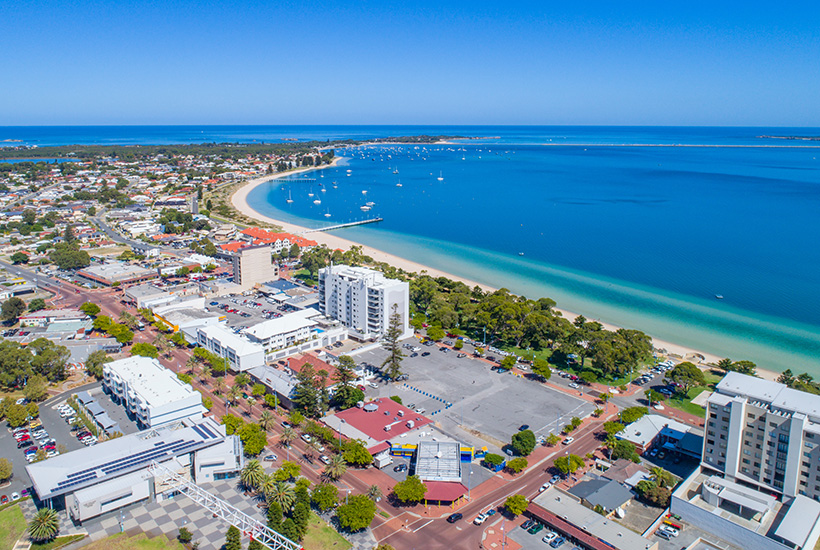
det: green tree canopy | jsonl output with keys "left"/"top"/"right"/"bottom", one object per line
{"left": 79, "top": 302, "right": 101, "bottom": 316}
{"left": 393, "top": 475, "right": 427, "bottom": 503}
{"left": 554, "top": 454, "right": 584, "bottom": 476}
{"left": 668, "top": 362, "right": 705, "bottom": 394}
{"left": 1, "top": 297, "right": 26, "bottom": 321}
{"left": 336, "top": 494, "right": 376, "bottom": 531}
{"left": 311, "top": 483, "right": 339, "bottom": 512}
{"left": 504, "top": 494, "right": 529, "bottom": 516}
{"left": 511, "top": 429, "right": 536, "bottom": 456}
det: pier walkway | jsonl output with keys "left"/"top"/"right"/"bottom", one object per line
{"left": 302, "top": 217, "right": 383, "bottom": 233}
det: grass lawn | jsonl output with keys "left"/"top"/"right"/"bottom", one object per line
{"left": 666, "top": 386, "right": 709, "bottom": 418}
{"left": 0, "top": 504, "right": 27, "bottom": 550}
{"left": 31, "top": 534, "right": 86, "bottom": 550}
{"left": 82, "top": 533, "right": 184, "bottom": 550}
{"left": 302, "top": 513, "right": 351, "bottom": 550}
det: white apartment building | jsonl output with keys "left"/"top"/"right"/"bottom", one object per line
{"left": 243, "top": 309, "right": 317, "bottom": 351}
{"left": 102, "top": 356, "right": 205, "bottom": 428}
{"left": 318, "top": 264, "right": 412, "bottom": 340}
{"left": 196, "top": 324, "right": 265, "bottom": 372}
{"left": 703, "top": 372, "right": 820, "bottom": 500}
{"left": 232, "top": 243, "right": 277, "bottom": 289}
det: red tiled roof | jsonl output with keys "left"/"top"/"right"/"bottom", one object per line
{"left": 369, "top": 441, "right": 390, "bottom": 455}
{"left": 286, "top": 353, "right": 337, "bottom": 388}
{"left": 219, "top": 241, "right": 247, "bottom": 253}
{"left": 240, "top": 228, "right": 317, "bottom": 248}
{"left": 424, "top": 482, "right": 467, "bottom": 502}
{"left": 332, "top": 398, "right": 433, "bottom": 442}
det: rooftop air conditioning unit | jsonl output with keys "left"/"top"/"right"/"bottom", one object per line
{"left": 384, "top": 425, "right": 392, "bottom": 431}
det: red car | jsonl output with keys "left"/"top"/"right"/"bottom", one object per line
{"left": 0, "top": 495, "right": 8, "bottom": 505}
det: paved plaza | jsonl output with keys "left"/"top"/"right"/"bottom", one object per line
{"left": 68, "top": 478, "right": 376, "bottom": 550}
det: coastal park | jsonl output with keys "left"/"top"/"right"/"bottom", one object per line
{"left": 356, "top": 340, "right": 596, "bottom": 451}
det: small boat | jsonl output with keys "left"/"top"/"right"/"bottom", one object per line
{"left": 393, "top": 169, "right": 399, "bottom": 174}
{"left": 308, "top": 188, "right": 314, "bottom": 198}
{"left": 332, "top": 181, "right": 338, "bottom": 188}
{"left": 366, "top": 201, "right": 375, "bottom": 206}
{"left": 324, "top": 209, "right": 331, "bottom": 218}
{"left": 320, "top": 187, "right": 326, "bottom": 192}
{"left": 715, "top": 294, "right": 724, "bottom": 300}
{"left": 519, "top": 252, "right": 524, "bottom": 256}
{"left": 437, "top": 171, "right": 444, "bottom": 181}
{"left": 362, "top": 190, "right": 367, "bottom": 195}
{"left": 313, "top": 198, "right": 321, "bottom": 205}
{"left": 286, "top": 191, "right": 293, "bottom": 204}
{"left": 360, "top": 205, "right": 371, "bottom": 211}
{"left": 396, "top": 180, "right": 402, "bottom": 187}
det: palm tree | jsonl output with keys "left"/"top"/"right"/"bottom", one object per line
{"left": 153, "top": 334, "right": 172, "bottom": 357}
{"left": 246, "top": 397, "right": 256, "bottom": 416}
{"left": 260, "top": 411, "right": 276, "bottom": 432}
{"left": 200, "top": 365, "right": 212, "bottom": 383}
{"left": 240, "top": 459, "right": 266, "bottom": 492}
{"left": 651, "top": 466, "right": 676, "bottom": 488}
{"left": 213, "top": 377, "right": 226, "bottom": 395}
{"left": 267, "top": 481, "right": 296, "bottom": 512}
{"left": 228, "top": 385, "right": 242, "bottom": 407}
{"left": 186, "top": 356, "right": 198, "bottom": 374}
{"left": 366, "top": 484, "right": 383, "bottom": 502}
{"left": 28, "top": 507, "right": 59, "bottom": 542}
{"left": 259, "top": 473, "right": 276, "bottom": 498}
{"left": 280, "top": 427, "right": 296, "bottom": 448}
{"left": 324, "top": 454, "right": 347, "bottom": 481}
{"left": 235, "top": 372, "right": 250, "bottom": 389}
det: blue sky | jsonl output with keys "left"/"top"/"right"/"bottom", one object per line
{"left": 1, "top": 1, "right": 819, "bottom": 125}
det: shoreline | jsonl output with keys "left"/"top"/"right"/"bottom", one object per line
{"left": 231, "top": 162, "right": 782, "bottom": 383}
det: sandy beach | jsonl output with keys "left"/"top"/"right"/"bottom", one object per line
{"left": 231, "top": 163, "right": 781, "bottom": 383}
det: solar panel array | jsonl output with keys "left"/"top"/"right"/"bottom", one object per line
{"left": 49, "top": 432, "right": 211, "bottom": 495}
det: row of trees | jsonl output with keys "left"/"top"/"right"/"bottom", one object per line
{"left": 0, "top": 338, "right": 70, "bottom": 390}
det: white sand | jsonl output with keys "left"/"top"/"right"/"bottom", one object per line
{"left": 232, "top": 163, "right": 780, "bottom": 382}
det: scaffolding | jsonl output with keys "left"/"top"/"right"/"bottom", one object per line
{"left": 149, "top": 461, "right": 302, "bottom": 550}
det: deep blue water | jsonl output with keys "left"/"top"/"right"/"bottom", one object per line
{"left": 2, "top": 125, "right": 819, "bottom": 374}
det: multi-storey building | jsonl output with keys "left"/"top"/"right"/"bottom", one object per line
{"left": 704, "top": 372, "right": 820, "bottom": 499}
{"left": 196, "top": 324, "right": 265, "bottom": 372}
{"left": 317, "top": 264, "right": 411, "bottom": 340}
{"left": 102, "top": 356, "right": 205, "bottom": 428}
{"left": 231, "top": 243, "right": 277, "bottom": 289}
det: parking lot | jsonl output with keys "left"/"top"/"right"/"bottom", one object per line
{"left": 356, "top": 339, "right": 595, "bottom": 450}
{"left": 204, "top": 295, "right": 302, "bottom": 330}
{"left": 1, "top": 383, "right": 141, "bottom": 504}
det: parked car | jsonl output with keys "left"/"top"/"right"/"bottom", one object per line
{"left": 541, "top": 532, "right": 558, "bottom": 544}
{"left": 300, "top": 434, "right": 312, "bottom": 443}
{"left": 473, "top": 513, "right": 489, "bottom": 525}
{"left": 550, "top": 537, "right": 566, "bottom": 548}
{"left": 0, "top": 495, "right": 8, "bottom": 505}
{"left": 393, "top": 464, "right": 408, "bottom": 472}
{"left": 527, "top": 522, "right": 543, "bottom": 535}
{"left": 263, "top": 454, "right": 278, "bottom": 462}
{"left": 563, "top": 437, "right": 575, "bottom": 445}
{"left": 521, "top": 520, "right": 535, "bottom": 530}
{"left": 319, "top": 455, "right": 331, "bottom": 465}
{"left": 446, "top": 513, "right": 463, "bottom": 523}
{"left": 11, "top": 492, "right": 20, "bottom": 501}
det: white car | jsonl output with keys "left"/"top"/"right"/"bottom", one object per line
{"left": 542, "top": 532, "right": 557, "bottom": 543}
{"left": 301, "top": 434, "right": 312, "bottom": 443}
{"left": 658, "top": 525, "right": 679, "bottom": 537}
{"left": 563, "top": 437, "right": 575, "bottom": 445}
{"left": 473, "top": 513, "right": 488, "bottom": 525}
{"left": 539, "top": 483, "right": 550, "bottom": 492}
{"left": 319, "top": 455, "right": 331, "bottom": 465}
{"left": 366, "top": 381, "right": 378, "bottom": 389}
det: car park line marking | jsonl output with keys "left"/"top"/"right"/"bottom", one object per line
{"left": 412, "top": 519, "right": 434, "bottom": 532}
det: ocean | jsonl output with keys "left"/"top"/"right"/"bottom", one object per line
{"left": 3, "top": 125, "right": 819, "bottom": 374}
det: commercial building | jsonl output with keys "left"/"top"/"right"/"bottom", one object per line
{"left": 232, "top": 243, "right": 278, "bottom": 289}
{"left": 77, "top": 262, "right": 157, "bottom": 286}
{"left": 243, "top": 309, "right": 318, "bottom": 350}
{"left": 528, "top": 489, "right": 659, "bottom": 550}
{"left": 318, "top": 264, "right": 412, "bottom": 340}
{"left": 19, "top": 309, "right": 87, "bottom": 328}
{"left": 703, "top": 372, "right": 820, "bottom": 499}
{"left": 26, "top": 417, "right": 243, "bottom": 522}
{"left": 618, "top": 414, "right": 703, "bottom": 459}
{"left": 196, "top": 324, "right": 265, "bottom": 372}
{"left": 102, "top": 356, "right": 205, "bottom": 428}
{"left": 152, "top": 305, "right": 223, "bottom": 342}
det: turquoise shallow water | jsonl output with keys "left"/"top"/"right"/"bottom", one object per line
{"left": 243, "top": 129, "right": 820, "bottom": 376}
